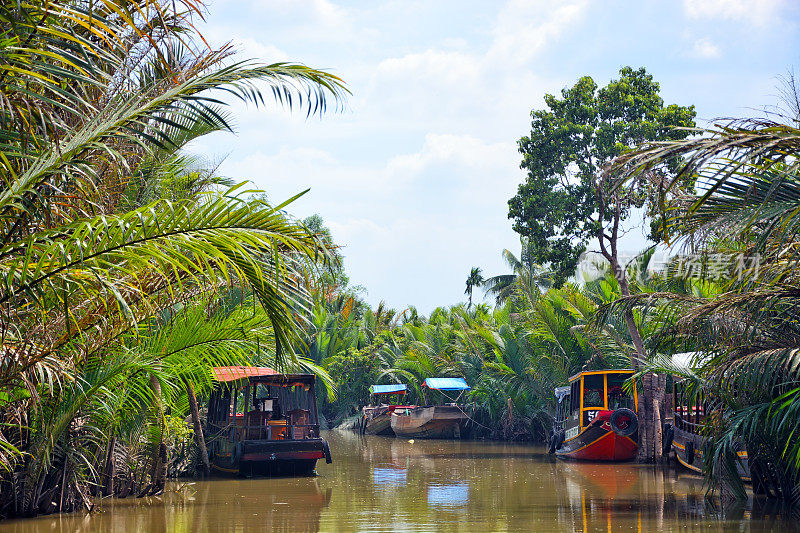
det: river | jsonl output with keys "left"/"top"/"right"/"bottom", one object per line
{"left": 0, "top": 431, "right": 795, "bottom": 532}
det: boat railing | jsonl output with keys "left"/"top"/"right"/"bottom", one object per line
{"left": 673, "top": 412, "right": 704, "bottom": 432}
{"left": 208, "top": 420, "right": 321, "bottom": 441}
{"left": 553, "top": 416, "right": 570, "bottom": 430}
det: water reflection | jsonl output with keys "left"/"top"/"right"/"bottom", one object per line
{"left": 372, "top": 466, "right": 407, "bottom": 487}
{"left": 0, "top": 431, "right": 797, "bottom": 532}
{"left": 427, "top": 483, "right": 469, "bottom": 508}
{"left": 0, "top": 477, "right": 333, "bottom": 533}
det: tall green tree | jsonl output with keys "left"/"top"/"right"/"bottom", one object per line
{"left": 507, "top": 66, "right": 696, "bottom": 461}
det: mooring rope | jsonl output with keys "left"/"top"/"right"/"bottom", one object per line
{"left": 437, "top": 389, "right": 495, "bottom": 432}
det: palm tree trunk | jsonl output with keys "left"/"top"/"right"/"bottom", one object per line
{"left": 612, "top": 257, "right": 663, "bottom": 463}
{"left": 101, "top": 434, "right": 116, "bottom": 496}
{"left": 186, "top": 380, "right": 210, "bottom": 475}
{"left": 147, "top": 373, "right": 167, "bottom": 495}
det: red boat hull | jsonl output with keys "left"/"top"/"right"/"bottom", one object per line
{"left": 556, "top": 418, "right": 638, "bottom": 461}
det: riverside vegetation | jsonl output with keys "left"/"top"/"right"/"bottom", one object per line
{"left": 0, "top": 0, "right": 346, "bottom": 517}
{"left": 1, "top": 0, "right": 799, "bottom": 521}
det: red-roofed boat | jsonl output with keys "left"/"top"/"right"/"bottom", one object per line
{"left": 207, "top": 366, "right": 332, "bottom": 476}
{"left": 549, "top": 370, "right": 639, "bottom": 461}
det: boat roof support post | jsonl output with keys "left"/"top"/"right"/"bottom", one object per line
{"left": 311, "top": 383, "right": 319, "bottom": 425}
{"left": 231, "top": 385, "right": 238, "bottom": 422}
{"left": 579, "top": 375, "right": 584, "bottom": 429}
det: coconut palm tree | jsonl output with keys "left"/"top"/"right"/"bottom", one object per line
{"left": 483, "top": 238, "right": 552, "bottom": 304}
{"left": 464, "top": 267, "right": 485, "bottom": 308}
{"left": 614, "top": 98, "right": 800, "bottom": 502}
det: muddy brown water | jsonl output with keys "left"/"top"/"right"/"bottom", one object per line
{"left": 0, "top": 430, "right": 795, "bottom": 532}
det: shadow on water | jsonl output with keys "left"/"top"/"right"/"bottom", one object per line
{"left": 0, "top": 430, "right": 796, "bottom": 532}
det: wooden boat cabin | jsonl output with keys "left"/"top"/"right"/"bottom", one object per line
{"left": 550, "top": 369, "right": 639, "bottom": 461}
{"left": 666, "top": 379, "right": 752, "bottom": 483}
{"left": 361, "top": 384, "right": 414, "bottom": 436}
{"left": 206, "top": 366, "right": 332, "bottom": 476}
{"left": 390, "top": 378, "right": 470, "bottom": 439}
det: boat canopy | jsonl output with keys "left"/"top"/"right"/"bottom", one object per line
{"left": 370, "top": 384, "right": 407, "bottom": 395}
{"left": 424, "top": 377, "right": 470, "bottom": 391}
{"left": 568, "top": 368, "right": 634, "bottom": 383}
{"left": 213, "top": 366, "right": 278, "bottom": 382}
{"left": 212, "top": 366, "right": 315, "bottom": 386}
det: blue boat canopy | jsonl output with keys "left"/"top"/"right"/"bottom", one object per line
{"left": 370, "top": 384, "right": 407, "bottom": 395}
{"left": 424, "top": 377, "right": 470, "bottom": 391}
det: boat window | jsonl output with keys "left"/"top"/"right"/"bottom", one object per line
{"left": 272, "top": 384, "right": 317, "bottom": 425}
{"left": 607, "top": 373, "right": 634, "bottom": 410}
{"left": 583, "top": 375, "right": 604, "bottom": 408}
{"left": 254, "top": 383, "right": 275, "bottom": 412}
{"left": 570, "top": 381, "right": 580, "bottom": 415}
{"left": 232, "top": 386, "right": 249, "bottom": 417}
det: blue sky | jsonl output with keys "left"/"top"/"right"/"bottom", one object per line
{"left": 189, "top": 0, "right": 800, "bottom": 313}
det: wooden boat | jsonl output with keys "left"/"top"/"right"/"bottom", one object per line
{"left": 666, "top": 378, "right": 752, "bottom": 482}
{"left": 550, "top": 369, "right": 639, "bottom": 461}
{"left": 361, "top": 384, "right": 413, "bottom": 436}
{"left": 363, "top": 405, "right": 393, "bottom": 435}
{"left": 206, "top": 366, "right": 332, "bottom": 476}
{"left": 390, "top": 405, "right": 469, "bottom": 438}
{"left": 390, "top": 378, "right": 470, "bottom": 439}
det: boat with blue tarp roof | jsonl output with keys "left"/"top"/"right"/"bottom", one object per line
{"left": 361, "top": 383, "right": 414, "bottom": 435}
{"left": 390, "top": 378, "right": 471, "bottom": 439}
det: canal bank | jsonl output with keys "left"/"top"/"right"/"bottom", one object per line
{"left": 0, "top": 431, "right": 795, "bottom": 532}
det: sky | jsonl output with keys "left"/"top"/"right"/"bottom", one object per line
{"left": 189, "top": 0, "right": 800, "bottom": 314}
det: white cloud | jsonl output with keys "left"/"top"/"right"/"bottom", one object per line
{"left": 376, "top": 0, "right": 588, "bottom": 83}
{"left": 216, "top": 133, "right": 518, "bottom": 203}
{"left": 488, "top": 0, "right": 589, "bottom": 66}
{"left": 230, "top": 39, "right": 289, "bottom": 63}
{"left": 689, "top": 38, "right": 721, "bottom": 59}
{"left": 683, "top": 0, "right": 785, "bottom": 25}
{"left": 440, "top": 37, "right": 469, "bottom": 50}
{"left": 249, "top": 0, "right": 350, "bottom": 26}
{"left": 367, "top": 1, "right": 587, "bottom": 144}
{"left": 387, "top": 134, "right": 514, "bottom": 177}
{"left": 377, "top": 50, "right": 480, "bottom": 86}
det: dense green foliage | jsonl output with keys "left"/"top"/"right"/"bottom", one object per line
{"left": 0, "top": 0, "right": 345, "bottom": 518}
{"left": 303, "top": 234, "right": 655, "bottom": 439}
